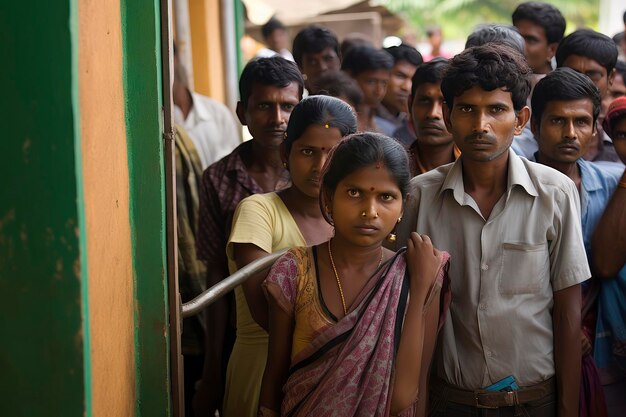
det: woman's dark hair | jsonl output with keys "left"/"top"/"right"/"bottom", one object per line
{"left": 512, "top": 2, "right": 566, "bottom": 44}
{"left": 441, "top": 43, "right": 531, "bottom": 112}
{"left": 556, "top": 29, "right": 618, "bottom": 75}
{"left": 284, "top": 96, "right": 357, "bottom": 154}
{"left": 341, "top": 46, "right": 394, "bottom": 76}
{"left": 292, "top": 26, "right": 341, "bottom": 68}
{"left": 313, "top": 70, "right": 363, "bottom": 106}
{"left": 239, "top": 56, "right": 304, "bottom": 107}
{"left": 531, "top": 67, "right": 601, "bottom": 126}
{"left": 320, "top": 133, "right": 410, "bottom": 224}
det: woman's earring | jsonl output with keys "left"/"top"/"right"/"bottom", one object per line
{"left": 283, "top": 162, "right": 288, "bottom": 169}
{"left": 387, "top": 217, "right": 402, "bottom": 242}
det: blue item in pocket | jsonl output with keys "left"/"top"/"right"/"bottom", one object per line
{"left": 483, "top": 375, "right": 520, "bottom": 392}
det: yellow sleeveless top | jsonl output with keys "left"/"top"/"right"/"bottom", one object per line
{"left": 223, "top": 192, "right": 306, "bottom": 417}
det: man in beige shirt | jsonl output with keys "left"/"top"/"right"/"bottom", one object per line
{"left": 396, "top": 44, "right": 589, "bottom": 416}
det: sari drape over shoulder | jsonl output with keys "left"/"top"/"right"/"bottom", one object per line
{"left": 264, "top": 247, "right": 451, "bottom": 417}
{"left": 595, "top": 265, "right": 626, "bottom": 384}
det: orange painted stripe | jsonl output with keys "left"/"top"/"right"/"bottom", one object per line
{"left": 77, "top": 1, "right": 135, "bottom": 415}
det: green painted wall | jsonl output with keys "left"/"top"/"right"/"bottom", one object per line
{"left": 120, "top": 0, "right": 171, "bottom": 415}
{"left": 0, "top": 0, "right": 88, "bottom": 416}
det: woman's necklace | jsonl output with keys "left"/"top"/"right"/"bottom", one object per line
{"left": 327, "top": 239, "right": 384, "bottom": 316}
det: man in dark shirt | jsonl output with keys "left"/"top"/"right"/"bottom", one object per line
{"left": 193, "top": 56, "right": 303, "bottom": 417}
{"left": 402, "top": 57, "right": 459, "bottom": 175}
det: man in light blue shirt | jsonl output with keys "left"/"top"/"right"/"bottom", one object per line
{"left": 532, "top": 68, "right": 621, "bottom": 250}
{"left": 532, "top": 67, "right": 621, "bottom": 416}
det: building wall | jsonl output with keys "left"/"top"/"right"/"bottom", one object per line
{"left": 0, "top": 0, "right": 86, "bottom": 415}
{"left": 0, "top": 0, "right": 171, "bottom": 415}
{"left": 78, "top": 0, "right": 136, "bottom": 415}
{"left": 188, "top": 0, "right": 226, "bottom": 102}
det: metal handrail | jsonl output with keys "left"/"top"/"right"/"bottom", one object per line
{"left": 181, "top": 250, "right": 287, "bottom": 318}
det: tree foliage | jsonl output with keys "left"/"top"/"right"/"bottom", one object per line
{"left": 382, "top": 0, "right": 599, "bottom": 41}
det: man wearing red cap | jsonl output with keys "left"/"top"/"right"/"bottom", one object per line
{"left": 589, "top": 95, "right": 626, "bottom": 417}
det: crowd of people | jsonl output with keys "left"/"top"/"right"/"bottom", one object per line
{"left": 173, "top": 3, "right": 626, "bottom": 416}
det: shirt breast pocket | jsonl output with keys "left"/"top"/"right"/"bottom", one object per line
{"left": 499, "top": 242, "right": 549, "bottom": 295}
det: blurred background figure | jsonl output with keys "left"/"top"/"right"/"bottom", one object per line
{"left": 340, "top": 32, "right": 374, "bottom": 57}
{"left": 376, "top": 44, "right": 423, "bottom": 137}
{"left": 292, "top": 25, "right": 342, "bottom": 92}
{"left": 422, "top": 25, "right": 451, "bottom": 61}
{"left": 313, "top": 70, "right": 363, "bottom": 111}
{"left": 341, "top": 45, "right": 394, "bottom": 132}
{"left": 256, "top": 17, "right": 294, "bottom": 61}
{"left": 173, "top": 43, "right": 240, "bottom": 169}
{"left": 556, "top": 29, "right": 620, "bottom": 163}
{"left": 512, "top": 1, "right": 566, "bottom": 75}
{"left": 465, "top": 24, "right": 525, "bottom": 55}
{"left": 603, "top": 61, "right": 626, "bottom": 116}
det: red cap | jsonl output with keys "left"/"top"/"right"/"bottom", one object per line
{"left": 603, "top": 96, "right": 626, "bottom": 138}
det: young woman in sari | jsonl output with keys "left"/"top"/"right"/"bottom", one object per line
{"left": 259, "top": 133, "right": 450, "bottom": 417}
{"left": 222, "top": 96, "right": 358, "bottom": 417}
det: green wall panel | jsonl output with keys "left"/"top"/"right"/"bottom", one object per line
{"left": 120, "top": 0, "right": 171, "bottom": 415}
{"left": 0, "top": 0, "right": 87, "bottom": 416}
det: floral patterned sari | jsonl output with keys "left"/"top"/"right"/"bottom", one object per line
{"left": 265, "top": 247, "right": 450, "bottom": 417}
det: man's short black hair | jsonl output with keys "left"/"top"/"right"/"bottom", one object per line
{"left": 239, "top": 56, "right": 304, "bottom": 106}
{"left": 312, "top": 70, "right": 363, "bottom": 106}
{"left": 556, "top": 29, "right": 618, "bottom": 75}
{"left": 261, "top": 17, "right": 286, "bottom": 39}
{"left": 341, "top": 46, "right": 394, "bottom": 76}
{"left": 441, "top": 43, "right": 531, "bottom": 112}
{"left": 384, "top": 44, "right": 423, "bottom": 67}
{"left": 292, "top": 26, "right": 340, "bottom": 68}
{"left": 465, "top": 24, "right": 525, "bottom": 55}
{"left": 410, "top": 57, "right": 449, "bottom": 97}
{"left": 512, "top": 2, "right": 566, "bottom": 44}
{"left": 531, "top": 67, "right": 601, "bottom": 127}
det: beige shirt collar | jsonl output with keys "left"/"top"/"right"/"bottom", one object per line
{"left": 439, "top": 149, "right": 539, "bottom": 206}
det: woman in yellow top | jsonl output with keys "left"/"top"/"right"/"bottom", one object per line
{"left": 222, "top": 96, "right": 358, "bottom": 417}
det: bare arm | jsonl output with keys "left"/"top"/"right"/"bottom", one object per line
{"left": 414, "top": 293, "right": 441, "bottom": 417}
{"left": 233, "top": 243, "right": 271, "bottom": 330}
{"left": 193, "top": 265, "right": 231, "bottom": 417}
{"left": 391, "top": 233, "right": 441, "bottom": 415}
{"left": 553, "top": 284, "right": 581, "bottom": 417}
{"left": 258, "top": 294, "right": 294, "bottom": 414}
{"left": 591, "top": 171, "right": 626, "bottom": 278}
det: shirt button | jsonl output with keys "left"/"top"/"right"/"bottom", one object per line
{"left": 479, "top": 303, "right": 487, "bottom": 310}
{"left": 486, "top": 350, "right": 493, "bottom": 358}
{"left": 481, "top": 264, "right": 489, "bottom": 271}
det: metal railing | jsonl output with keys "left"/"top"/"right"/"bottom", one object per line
{"left": 181, "top": 250, "right": 286, "bottom": 318}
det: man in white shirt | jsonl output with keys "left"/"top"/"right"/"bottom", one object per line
{"left": 255, "top": 17, "right": 294, "bottom": 62}
{"left": 173, "top": 45, "right": 240, "bottom": 169}
{"left": 396, "top": 43, "right": 588, "bottom": 416}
